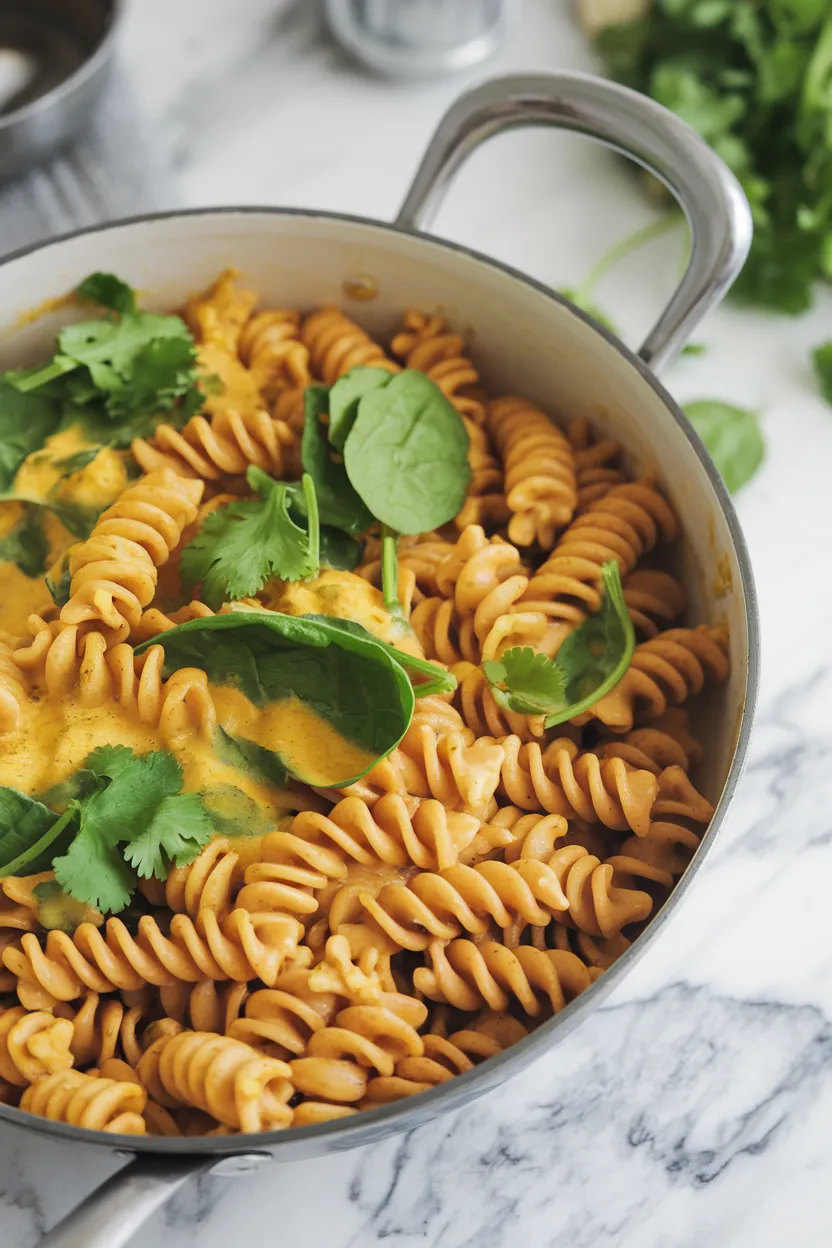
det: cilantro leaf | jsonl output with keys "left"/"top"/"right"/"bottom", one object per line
{"left": 483, "top": 649, "right": 567, "bottom": 717}
{"left": 812, "top": 341, "right": 832, "bottom": 404}
{"left": 483, "top": 562, "right": 636, "bottom": 726}
{"left": 123, "top": 793, "right": 213, "bottom": 878}
{"left": 685, "top": 400, "right": 765, "bottom": 492}
{"left": 52, "top": 746, "right": 185, "bottom": 913}
{"left": 180, "top": 470, "right": 319, "bottom": 609}
{"left": 76, "top": 272, "right": 136, "bottom": 314}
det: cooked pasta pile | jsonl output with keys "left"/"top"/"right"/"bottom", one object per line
{"left": 0, "top": 270, "right": 728, "bottom": 1137}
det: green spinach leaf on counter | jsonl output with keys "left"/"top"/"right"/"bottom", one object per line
{"left": 685, "top": 399, "right": 765, "bottom": 493}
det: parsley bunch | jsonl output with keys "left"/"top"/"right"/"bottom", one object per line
{"left": 0, "top": 746, "right": 214, "bottom": 915}
{"left": 594, "top": 1, "right": 832, "bottom": 315}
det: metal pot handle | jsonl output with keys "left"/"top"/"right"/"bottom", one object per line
{"left": 38, "top": 1152, "right": 268, "bottom": 1248}
{"left": 395, "top": 72, "right": 752, "bottom": 371}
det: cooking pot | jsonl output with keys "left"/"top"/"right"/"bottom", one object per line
{"left": 0, "top": 72, "right": 758, "bottom": 1248}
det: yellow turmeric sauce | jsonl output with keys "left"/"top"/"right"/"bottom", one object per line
{"left": 264, "top": 568, "right": 424, "bottom": 658}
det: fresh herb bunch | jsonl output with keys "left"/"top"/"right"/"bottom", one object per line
{"left": 483, "top": 561, "right": 636, "bottom": 726}
{"left": 593, "top": 0, "right": 832, "bottom": 314}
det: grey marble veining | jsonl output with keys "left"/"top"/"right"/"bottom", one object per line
{"left": 1, "top": 0, "right": 832, "bottom": 1244}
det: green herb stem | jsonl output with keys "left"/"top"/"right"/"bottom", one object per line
{"left": 302, "top": 472, "right": 320, "bottom": 574}
{"left": 381, "top": 525, "right": 401, "bottom": 615}
{"left": 571, "top": 212, "right": 683, "bottom": 308}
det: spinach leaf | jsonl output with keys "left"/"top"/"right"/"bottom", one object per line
{"left": 214, "top": 727, "right": 288, "bottom": 790}
{"left": 328, "top": 367, "right": 393, "bottom": 451}
{"left": 302, "top": 386, "right": 374, "bottom": 537}
{"left": 0, "top": 382, "right": 61, "bottom": 492}
{"left": 304, "top": 613, "right": 457, "bottom": 698}
{"left": 0, "top": 504, "right": 50, "bottom": 577}
{"left": 685, "top": 399, "right": 765, "bottom": 492}
{"left": 483, "top": 562, "right": 635, "bottom": 726}
{"left": 344, "top": 370, "right": 471, "bottom": 535}
{"left": 0, "top": 788, "right": 77, "bottom": 878}
{"left": 136, "top": 610, "right": 415, "bottom": 787}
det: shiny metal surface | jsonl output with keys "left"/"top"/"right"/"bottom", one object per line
{"left": 2, "top": 73, "right": 757, "bottom": 1248}
{"left": 0, "top": 0, "right": 121, "bottom": 180}
{"left": 324, "top": 0, "right": 520, "bottom": 78}
{"left": 396, "top": 72, "right": 753, "bottom": 371}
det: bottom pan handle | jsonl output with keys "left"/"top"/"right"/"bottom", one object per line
{"left": 38, "top": 1155, "right": 215, "bottom": 1248}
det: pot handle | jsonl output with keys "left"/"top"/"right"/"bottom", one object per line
{"left": 395, "top": 72, "right": 752, "bottom": 371}
{"left": 37, "top": 1152, "right": 268, "bottom": 1248}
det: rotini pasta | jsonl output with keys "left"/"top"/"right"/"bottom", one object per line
{"left": 0, "top": 271, "right": 729, "bottom": 1138}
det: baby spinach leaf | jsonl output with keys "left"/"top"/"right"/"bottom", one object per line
{"left": 344, "top": 370, "right": 471, "bottom": 535}
{"left": 0, "top": 504, "right": 50, "bottom": 578}
{"left": 0, "top": 788, "right": 76, "bottom": 877}
{"left": 136, "top": 611, "right": 416, "bottom": 787}
{"left": 302, "top": 386, "right": 374, "bottom": 537}
{"left": 685, "top": 399, "right": 765, "bottom": 492}
{"left": 317, "top": 525, "right": 361, "bottom": 571}
{"left": 328, "top": 367, "right": 393, "bottom": 451}
{"left": 214, "top": 727, "right": 288, "bottom": 790}
{"left": 483, "top": 562, "right": 635, "bottom": 726}
{"left": 307, "top": 614, "right": 457, "bottom": 698}
{"left": 0, "top": 382, "right": 61, "bottom": 492}
{"left": 76, "top": 272, "right": 137, "bottom": 315}
{"left": 812, "top": 341, "right": 832, "bottom": 404}
{"left": 31, "top": 879, "right": 99, "bottom": 933}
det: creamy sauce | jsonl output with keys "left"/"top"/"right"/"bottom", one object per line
{"left": 212, "top": 686, "right": 375, "bottom": 787}
{"left": 265, "top": 568, "right": 424, "bottom": 657}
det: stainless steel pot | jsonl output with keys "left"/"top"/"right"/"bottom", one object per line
{"left": 0, "top": 72, "right": 758, "bottom": 1248}
{"left": 0, "top": 0, "right": 121, "bottom": 180}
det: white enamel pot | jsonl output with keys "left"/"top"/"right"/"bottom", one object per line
{"left": 0, "top": 74, "right": 758, "bottom": 1248}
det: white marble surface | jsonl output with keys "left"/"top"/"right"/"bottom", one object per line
{"left": 3, "top": 1, "right": 832, "bottom": 1244}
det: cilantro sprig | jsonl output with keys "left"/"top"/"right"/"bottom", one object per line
{"left": 483, "top": 561, "right": 635, "bottom": 727}
{"left": 0, "top": 746, "right": 214, "bottom": 915}
{"left": 181, "top": 468, "right": 320, "bottom": 609}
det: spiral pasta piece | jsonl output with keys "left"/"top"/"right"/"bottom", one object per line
{"left": 391, "top": 310, "right": 485, "bottom": 422}
{"left": 289, "top": 995, "right": 427, "bottom": 1105}
{"left": 499, "top": 734, "right": 658, "bottom": 836}
{"left": 364, "top": 1013, "right": 529, "bottom": 1103}
{"left": 583, "top": 626, "right": 729, "bottom": 731}
{"left": 59, "top": 471, "right": 204, "bottom": 642}
{"left": 136, "top": 1029, "right": 294, "bottom": 1132}
{"left": 238, "top": 308, "right": 311, "bottom": 400}
{"left": 288, "top": 795, "right": 481, "bottom": 873}
{"left": 21, "top": 1068, "right": 148, "bottom": 1133}
{"left": 183, "top": 268, "right": 257, "bottom": 353}
{"left": 521, "top": 480, "right": 678, "bottom": 625}
{"left": 412, "top": 526, "right": 553, "bottom": 665}
{"left": 4, "top": 909, "right": 306, "bottom": 1003}
{"left": 0, "top": 1006, "right": 74, "bottom": 1085}
{"left": 358, "top": 532, "right": 456, "bottom": 604}
{"left": 592, "top": 708, "right": 704, "bottom": 775}
{"left": 486, "top": 397, "right": 578, "bottom": 548}
{"left": 567, "top": 416, "right": 626, "bottom": 510}
{"left": 11, "top": 624, "right": 217, "bottom": 741}
{"left": 302, "top": 307, "right": 399, "bottom": 383}
{"left": 344, "top": 727, "right": 504, "bottom": 823}
{"left": 68, "top": 992, "right": 149, "bottom": 1069}
{"left": 355, "top": 853, "right": 578, "bottom": 951}
{"left": 414, "top": 939, "right": 592, "bottom": 1016}
{"left": 132, "top": 405, "right": 300, "bottom": 484}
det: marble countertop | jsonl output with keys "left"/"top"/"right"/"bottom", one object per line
{"left": 3, "top": 1, "right": 832, "bottom": 1245}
